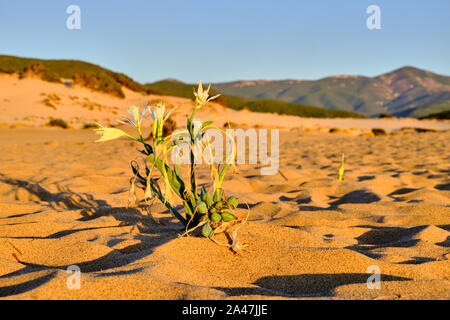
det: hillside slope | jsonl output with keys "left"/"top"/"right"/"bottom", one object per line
{"left": 213, "top": 67, "right": 450, "bottom": 118}
{"left": 146, "top": 80, "right": 366, "bottom": 118}
{"left": 0, "top": 55, "right": 150, "bottom": 98}
{"left": 0, "top": 55, "right": 365, "bottom": 119}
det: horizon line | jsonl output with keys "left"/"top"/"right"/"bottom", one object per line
{"left": 1, "top": 53, "right": 449, "bottom": 84}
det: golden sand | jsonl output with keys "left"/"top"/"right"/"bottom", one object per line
{"left": 0, "top": 75, "right": 449, "bottom": 299}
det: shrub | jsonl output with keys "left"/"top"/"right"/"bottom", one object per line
{"left": 371, "top": 128, "right": 386, "bottom": 136}
{"left": 82, "top": 123, "right": 99, "bottom": 129}
{"left": 329, "top": 128, "right": 339, "bottom": 133}
{"left": 48, "top": 118, "right": 68, "bottom": 129}
{"left": 378, "top": 113, "right": 395, "bottom": 119}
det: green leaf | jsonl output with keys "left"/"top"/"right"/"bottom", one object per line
{"left": 143, "top": 142, "right": 153, "bottom": 155}
{"left": 149, "top": 182, "right": 187, "bottom": 226}
{"left": 183, "top": 201, "right": 193, "bottom": 217}
{"left": 147, "top": 154, "right": 186, "bottom": 199}
{"left": 202, "top": 120, "right": 214, "bottom": 130}
{"left": 217, "top": 164, "right": 230, "bottom": 189}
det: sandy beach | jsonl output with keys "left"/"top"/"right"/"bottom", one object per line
{"left": 0, "top": 75, "right": 449, "bottom": 299}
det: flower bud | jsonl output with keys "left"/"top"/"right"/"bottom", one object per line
{"left": 221, "top": 211, "right": 236, "bottom": 222}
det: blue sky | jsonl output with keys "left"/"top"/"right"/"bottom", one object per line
{"left": 0, "top": 0, "right": 449, "bottom": 83}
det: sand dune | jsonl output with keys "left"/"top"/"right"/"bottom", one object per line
{"left": 0, "top": 76, "right": 449, "bottom": 299}
{"left": 1, "top": 74, "right": 449, "bottom": 133}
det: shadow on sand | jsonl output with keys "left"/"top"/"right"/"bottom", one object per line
{"left": 213, "top": 273, "right": 410, "bottom": 298}
{"left": 0, "top": 174, "right": 183, "bottom": 297}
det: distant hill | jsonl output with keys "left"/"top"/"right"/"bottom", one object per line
{"left": 213, "top": 67, "right": 450, "bottom": 118}
{"left": 0, "top": 55, "right": 365, "bottom": 118}
{"left": 146, "top": 80, "right": 366, "bottom": 119}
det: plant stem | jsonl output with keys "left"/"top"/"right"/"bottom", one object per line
{"left": 149, "top": 182, "right": 187, "bottom": 226}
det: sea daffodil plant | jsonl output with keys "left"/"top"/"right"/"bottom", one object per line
{"left": 94, "top": 82, "right": 247, "bottom": 249}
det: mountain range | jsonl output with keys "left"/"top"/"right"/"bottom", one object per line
{"left": 213, "top": 67, "right": 450, "bottom": 118}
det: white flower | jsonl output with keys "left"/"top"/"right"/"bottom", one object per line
{"left": 116, "top": 104, "right": 149, "bottom": 129}
{"left": 150, "top": 102, "right": 177, "bottom": 141}
{"left": 193, "top": 81, "right": 220, "bottom": 108}
{"left": 152, "top": 102, "right": 176, "bottom": 123}
{"left": 154, "top": 103, "right": 166, "bottom": 123}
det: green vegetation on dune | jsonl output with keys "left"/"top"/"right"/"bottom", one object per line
{"left": 419, "top": 110, "right": 450, "bottom": 120}
{"left": 146, "top": 79, "right": 197, "bottom": 99}
{"left": 0, "top": 55, "right": 150, "bottom": 98}
{"left": 146, "top": 80, "right": 366, "bottom": 118}
{"left": 223, "top": 97, "right": 366, "bottom": 118}
{"left": 404, "top": 99, "right": 450, "bottom": 118}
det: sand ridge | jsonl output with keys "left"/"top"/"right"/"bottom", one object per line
{"left": 1, "top": 73, "right": 449, "bottom": 133}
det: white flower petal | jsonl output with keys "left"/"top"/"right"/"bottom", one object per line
{"left": 116, "top": 119, "right": 131, "bottom": 125}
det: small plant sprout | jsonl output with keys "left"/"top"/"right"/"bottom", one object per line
{"left": 338, "top": 153, "right": 345, "bottom": 181}
{"left": 94, "top": 82, "right": 248, "bottom": 252}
